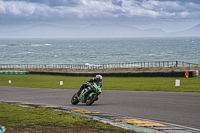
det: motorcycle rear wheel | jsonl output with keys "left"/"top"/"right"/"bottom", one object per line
{"left": 86, "top": 94, "right": 97, "bottom": 106}
{"left": 71, "top": 93, "right": 79, "bottom": 105}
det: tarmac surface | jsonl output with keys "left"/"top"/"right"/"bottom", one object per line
{"left": 0, "top": 86, "right": 200, "bottom": 130}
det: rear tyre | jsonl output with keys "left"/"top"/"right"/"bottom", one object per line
{"left": 86, "top": 94, "right": 97, "bottom": 106}
{"left": 71, "top": 93, "right": 79, "bottom": 105}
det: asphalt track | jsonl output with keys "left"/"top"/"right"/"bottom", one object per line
{"left": 0, "top": 86, "right": 200, "bottom": 130}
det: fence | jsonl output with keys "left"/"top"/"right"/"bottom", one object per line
{"left": 0, "top": 61, "right": 198, "bottom": 69}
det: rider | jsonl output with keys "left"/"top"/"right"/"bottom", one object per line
{"left": 77, "top": 75, "right": 103, "bottom": 98}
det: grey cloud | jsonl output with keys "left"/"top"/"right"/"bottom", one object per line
{"left": 2, "top": 0, "right": 81, "bottom": 7}
{"left": 112, "top": 0, "right": 123, "bottom": 6}
{"left": 0, "top": 0, "right": 200, "bottom": 26}
{"left": 155, "top": 0, "right": 200, "bottom": 4}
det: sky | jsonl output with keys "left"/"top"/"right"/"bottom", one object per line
{"left": 0, "top": 0, "right": 200, "bottom": 32}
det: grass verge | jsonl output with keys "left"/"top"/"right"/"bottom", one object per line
{"left": 0, "top": 103, "right": 136, "bottom": 133}
{"left": 0, "top": 74, "right": 200, "bottom": 92}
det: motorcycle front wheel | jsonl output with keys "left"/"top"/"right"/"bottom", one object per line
{"left": 86, "top": 94, "right": 97, "bottom": 106}
{"left": 71, "top": 93, "right": 79, "bottom": 105}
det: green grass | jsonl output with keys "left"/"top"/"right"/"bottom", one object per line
{"left": 0, "top": 74, "right": 200, "bottom": 92}
{"left": 0, "top": 103, "right": 135, "bottom": 132}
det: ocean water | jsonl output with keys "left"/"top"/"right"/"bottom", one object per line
{"left": 0, "top": 37, "right": 199, "bottom": 65}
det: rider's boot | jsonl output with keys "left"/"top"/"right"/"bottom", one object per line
{"left": 77, "top": 85, "right": 84, "bottom": 100}
{"left": 76, "top": 90, "right": 81, "bottom": 100}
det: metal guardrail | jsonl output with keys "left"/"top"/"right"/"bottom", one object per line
{"left": 0, "top": 61, "right": 198, "bottom": 69}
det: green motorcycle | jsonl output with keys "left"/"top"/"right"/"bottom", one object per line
{"left": 71, "top": 82, "right": 102, "bottom": 106}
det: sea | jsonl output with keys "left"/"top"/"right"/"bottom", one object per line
{"left": 0, "top": 37, "right": 200, "bottom": 65}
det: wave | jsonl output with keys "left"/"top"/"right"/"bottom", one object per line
{"left": 44, "top": 43, "right": 51, "bottom": 46}
{"left": 5, "top": 43, "right": 52, "bottom": 47}
{"left": 14, "top": 52, "right": 34, "bottom": 55}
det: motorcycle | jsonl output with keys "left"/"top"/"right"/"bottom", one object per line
{"left": 71, "top": 82, "right": 101, "bottom": 106}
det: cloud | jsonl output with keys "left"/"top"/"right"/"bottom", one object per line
{"left": 2, "top": 0, "right": 81, "bottom": 7}
{"left": 0, "top": 0, "right": 200, "bottom": 25}
{"left": 0, "top": 1, "right": 76, "bottom": 21}
{"left": 112, "top": 0, "right": 123, "bottom": 6}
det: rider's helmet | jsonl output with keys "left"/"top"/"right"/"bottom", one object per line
{"left": 96, "top": 75, "right": 103, "bottom": 82}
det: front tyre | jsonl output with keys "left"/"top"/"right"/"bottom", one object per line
{"left": 86, "top": 94, "right": 97, "bottom": 106}
{"left": 71, "top": 93, "right": 79, "bottom": 105}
